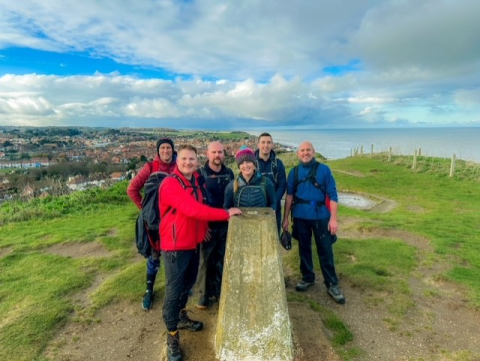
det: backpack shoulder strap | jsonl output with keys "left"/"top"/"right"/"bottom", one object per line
{"left": 309, "top": 161, "right": 320, "bottom": 183}
{"left": 272, "top": 158, "right": 278, "bottom": 183}
{"left": 198, "top": 167, "right": 208, "bottom": 180}
{"left": 169, "top": 173, "right": 187, "bottom": 189}
{"left": 260, "top": 176, "right": 268, "bottom": 203}
{"left": 170, "top": 173, "right": 208, "bottom": 203}
{"left": 293, "top": 165, "right": 300, "bottom": 194}
{"left": 293, "top": 161, "right": 324, "bottom": 194}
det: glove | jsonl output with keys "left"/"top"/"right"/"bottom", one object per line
{"left": 280, "top": 230, "right": 292, "bottom": 251}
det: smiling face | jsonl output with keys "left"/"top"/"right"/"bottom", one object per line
{"left": 158, "top": 143, "right": 173, "bottom": 163}
{"left": 239, "top": 160, "right": 256, "bottom": 179}
{"left": 257, "top": 135, "right": 273, "bottom": 158}
{"left": 177, "top": 148, "right": 198, "bottom": 179}
{"left": 297, "top": 141, "right": 315, "bottom": 164}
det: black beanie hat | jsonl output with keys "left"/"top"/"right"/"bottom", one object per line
{"left": 156, "top": 138, "right": 174, "bottom": 155}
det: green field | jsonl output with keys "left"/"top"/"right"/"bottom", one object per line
{"left": 1, "top": 155, "right": 479, "bottom": 361}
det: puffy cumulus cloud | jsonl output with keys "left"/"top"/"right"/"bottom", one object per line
{"left": 0, "top": 73, "right": 343, "bottom": 128}
{"left": 1, "top": 72, "right": 477, "bottom": 129}
{"left": 124, "top": 98, "right": 181, "bottom": 118}
{"left": 0, "top": 96, "right": 54, "bottom": 115}
{"left": 0, "top": 0, "right": 381, "bottom": 79}
{"left": 3, "top": 0, "right": 478, "bottom": 83}
{"left": 1, "top": 0, "right": 480, "bottom": 128}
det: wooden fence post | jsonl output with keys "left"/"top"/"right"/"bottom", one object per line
{"left": 360, "top": 145, "right": 364, "bottom": 156}
{"left": 450, "top": 154, "right": 456, "bottom": 177}
{"left": 412, "top": 149, "right": 417, "bottom": 169}
{"left": 388, "top": 147, "right": 392, "bottom": 162}
{"left": 371, "top": 144, "right": 374, "bottom": 157}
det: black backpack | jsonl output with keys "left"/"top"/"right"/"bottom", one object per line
{"left": 135, "top": 162, "right": 171, "bottom": 257}
{"left": 135, "top": 166, "right": 204, "bottom": 257}
{"left": 292, "top": 161, "right": 331, "bottom": 211}
{"left": 257, "top": 157, "right": 278, "bottom": 184}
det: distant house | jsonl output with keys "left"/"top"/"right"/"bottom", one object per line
{"left": 20, "top": 185, "right": 34, "bottom": 200}
{"left": 38, "top": 191, "right": 50, "bottom": 199}
{"left": 67, "top": 176, "right": 87, "bottom": 191}
{"left": 110, "top": 172, "right": 125, "bottom": 181}
{"left": 111, "top": 156, "right": 122, "bottom": 164}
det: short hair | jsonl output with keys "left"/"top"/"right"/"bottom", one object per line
{"left": 258, "top": 132, "right": 272, "bottom": 141}
{"left": 177, "top": 144, "right": 198, "bottom": 155}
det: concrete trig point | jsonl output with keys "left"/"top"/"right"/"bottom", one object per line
{"left": 215, "top": 208, "right": 294, "bottom": 361}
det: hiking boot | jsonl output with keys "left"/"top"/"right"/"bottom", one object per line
{"left": 295, "top": 280, "right": 315, "bottom": 292}
{"left": 328, "top": 285, "right": 346, "bottom": 304}
{"left": 195, "top": 295, "right": 209, "bottom": 310}
{"left": 177, "top": 310, "right": 203, "bottom": 331}
{"left": 167, "top": 332, "right": 182, "bottom": 361}
{"left": 142, "top": 290, "right": 154, "bottom": 310}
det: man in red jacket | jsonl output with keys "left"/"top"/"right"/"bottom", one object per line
{"left": 127, "top": 138, "right": 176, "bottom": 310}
{"left": 159, "top": 144, "right": 241, "bottom": 361}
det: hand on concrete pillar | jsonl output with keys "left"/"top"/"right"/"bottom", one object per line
{"left": 227, "top": 208, "right": 242, "bottom": 217}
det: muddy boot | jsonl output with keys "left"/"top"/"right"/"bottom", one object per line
{"left": 177, "top": 309, "right": 203, "bottom": 331}
{"left": 167, "top": 331, "right": 182, "bottom": 361}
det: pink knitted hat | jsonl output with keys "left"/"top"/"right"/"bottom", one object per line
{"left": 235, "top": 147, "right": 256, "bottom": 167}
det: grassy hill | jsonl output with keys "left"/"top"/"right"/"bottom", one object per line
{"left": 0, "top": 155, "right": 479, "bottom": 361}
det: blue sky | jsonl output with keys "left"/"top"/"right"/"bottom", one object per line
{"left": 1, "top": 0, "right": 480, "bottom": 129}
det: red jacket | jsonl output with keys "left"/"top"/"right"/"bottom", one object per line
{"left": 127, "top": 155, "right": 176, "bottom": 209}
{"left": 159, "top": 168, "right": 230, "bottom": 251}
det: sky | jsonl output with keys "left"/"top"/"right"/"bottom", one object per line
{"left": 0, "top": 0, "right": 480, "bottom": 130}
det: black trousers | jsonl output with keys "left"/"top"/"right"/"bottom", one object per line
{"left": 196, "top": 226, "right": 228, "bottom": 299}
{"left": 294, "top": 217, "right": 339, "bottom": 288}
{"left": 162, "top": 249, "right": 199, "bottom": 332}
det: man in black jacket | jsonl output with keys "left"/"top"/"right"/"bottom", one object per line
{"left": 195, "top": 141, "right": 234, "bottom": 309}
{"left": 255, "top": 132, "right": 287, "bottom": 234}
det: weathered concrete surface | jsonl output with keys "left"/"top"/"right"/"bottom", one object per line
{"left": 215, "top": 208, "right": 294, "bottom": 361}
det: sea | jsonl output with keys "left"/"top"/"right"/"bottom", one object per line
{"left": 246, "top": 127, "right": 480, "bottom": 164}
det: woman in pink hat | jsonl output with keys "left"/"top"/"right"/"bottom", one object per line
{"left": 223, "top": 147, "right": 276, "bottom": 210}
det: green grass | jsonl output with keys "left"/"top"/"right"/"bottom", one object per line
{"left": 0, "top": 184, "right": 148, "bottom": 361}
{"left": 1, "top": 155, "right": 480, "bottom": 360}
{"left": 287, "top": 293, "right": 353, "bottom": 346}
{"left": 328, "top": 156, "right": 480, "bottom": 306}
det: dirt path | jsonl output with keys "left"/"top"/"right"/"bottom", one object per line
{"left": 43, "top": 218, "right": 480, "bottom": 361}
{"left": 43, "top": 296, "right": 341, "bottom": 361}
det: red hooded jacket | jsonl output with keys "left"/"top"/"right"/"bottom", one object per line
{"left": 127, "top": 155, "right": 176, "bottom": 209}
{"left": 159, "top": 167, "right": 230, "bottom": 251}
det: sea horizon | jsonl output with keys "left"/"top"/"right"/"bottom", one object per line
{"left": 245, "top": 126, "right": 480, "bottom": 163}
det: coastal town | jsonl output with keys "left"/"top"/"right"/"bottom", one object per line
{"left": 0, "top": 126, "right": 292, "bottom": 202}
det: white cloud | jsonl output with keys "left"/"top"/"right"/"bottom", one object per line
{"left": 1, "top": 72, "right": 478, "bottom": 129}
{"left": 0, "top": 0, "right": 479, "bottom": 128}
{"left": 0, "top": 96, "right": 54, "bottom": 115}
{"left": 348, "top": 97, "right": 394, "bottom": 104}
